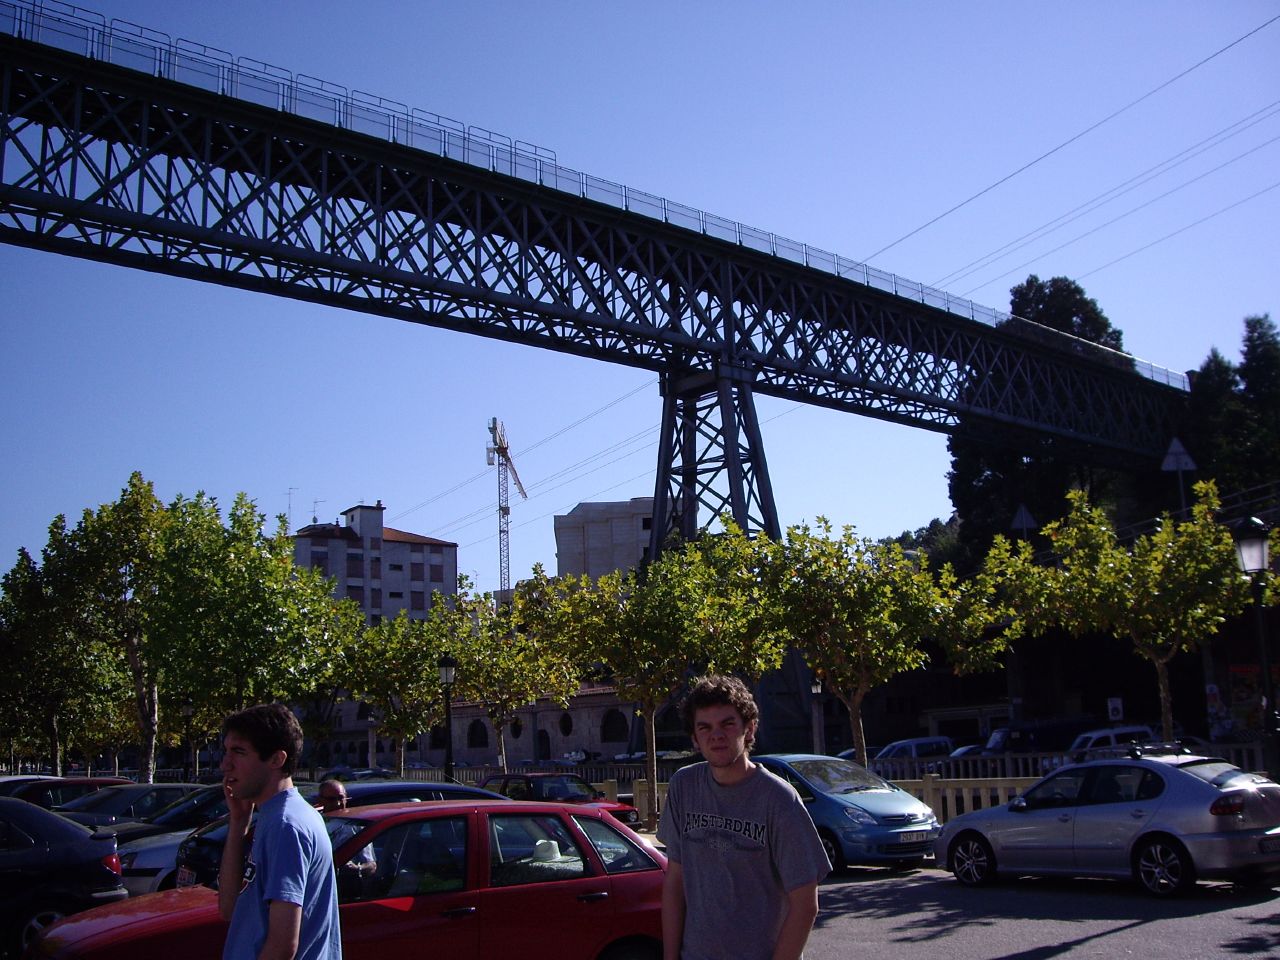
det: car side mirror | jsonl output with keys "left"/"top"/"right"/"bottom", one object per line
{"left": 1008, "top": 796, "right": 1028, "bottom": 813}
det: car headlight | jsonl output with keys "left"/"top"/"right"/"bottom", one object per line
{"left": 842, "top": 806, "right": 877, "bottom": 826}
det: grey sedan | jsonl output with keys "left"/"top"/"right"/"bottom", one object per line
{"left": 936, "top": 746, "right": 1280, "bottom": 896}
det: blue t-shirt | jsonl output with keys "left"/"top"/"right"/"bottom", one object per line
{"left": 224, "top": 788, "right": 342, "bottom": 960}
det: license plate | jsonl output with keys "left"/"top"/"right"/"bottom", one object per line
{"left": 175, "top": 866, "right": 197, "bottom": 887}
{"left": 899, "top": 831, "right": 929, "bottom": 843}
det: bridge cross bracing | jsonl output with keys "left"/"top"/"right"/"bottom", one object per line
{"left": 0, "top": 0, "right": 1188, "bottom": 555}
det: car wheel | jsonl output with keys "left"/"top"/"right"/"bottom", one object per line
{"left": 818, "top": 829, "right": 846, "bottom": 873}
{"left": 949, "top": 833, "right": 996, "bottom": 886}
{"left": 19, "top": 902, "right": 69, "bottom": 950}
{"left": 597, "top": 939, "right": 660, "bottom": 960}
{"left": 1135, "top": 837, "right": 1195, "bottom": 896}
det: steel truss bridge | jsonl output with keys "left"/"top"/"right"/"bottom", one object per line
{"left": 0, "top": 3, "right": 1188, "bottom": 564}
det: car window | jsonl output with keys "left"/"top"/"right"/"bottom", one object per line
{"left": 765, "top": 765, "right": 815, "bottom": 802}
{"left": 573, "top": 815, "right": 658, "bottom": 875}
{"left": 1134, "top": 769, "right": 1165, "bottom": 801}
{"left": 789, "top": 758, "right": 889, "bottom": 794}
{"left": 532, "top": 777, "right": 592, "bottom": 801}
{"left": 1177, "top": 760, "right": 1261, "bottom": 788}
{"left": 489, "top": 813, "right": 589, "bottom": 887}
{"left": 918, "top": 741, "right": 951, "bottom": 758}
{"left": 0, "top": 817, "right": 35, "bottom": 851}
{"left": 340, "top": 817, "right": 468, "bottom": 902}
{"left": 1087, "top": 766, "right": 1144, "bottom": 804}
{"left": 503, "top": 779, "right": 531, "bottom": 801}
{"left": 1024, "top": 770, "right": 1088, "bottom": 809}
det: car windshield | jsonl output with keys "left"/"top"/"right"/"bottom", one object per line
{"left": 58, "top": 786, "right": 130, "bottom": 812}
{"left": 534, "top": 777, "right": 594, "bottom": 801}
{"left": 152, "top": 787, "right": 226, "bottom": 824}
{"left": 788, "top": 758, "right": 889, "bottom": 793}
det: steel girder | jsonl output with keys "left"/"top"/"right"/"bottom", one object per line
{"left": 0, "top": 38, "right": 1185, "bottom": 547}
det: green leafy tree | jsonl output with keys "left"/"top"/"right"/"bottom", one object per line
{"left": 946, "top": 275, "right": 1134, "bottom": 571}
{"left": 344, "top": 609, "right": 456, "bottom": 777}
{"left": 457, "top": 585, "right": 581, "bottom": 773}
{"left": 779, "top": 519, "right": 968, "bottom": 765}
{"left": 1002, "top": 483, "right": 1255, "bottom": 740}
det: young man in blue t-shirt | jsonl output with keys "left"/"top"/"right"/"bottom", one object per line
{"left": 219, "top": 703, "right": 342, "bottom": 960}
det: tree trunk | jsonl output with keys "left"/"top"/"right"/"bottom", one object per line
{"left": 1154, "top": 656, "right": 1174, "bottom": 742}
{"left": 47, "top": 711, "right": 62, "bottom": 776}
{"left": 841, "top": 687, "right": 869, "bottom": 764}
{"left": 495, "top": 721, "right": 509, "bottom": 773}
{"left": 397, "top": 737, "right": 407, "bottom": 777}
{"left": 125, "top": 632, "right": 158, "bottom": 783}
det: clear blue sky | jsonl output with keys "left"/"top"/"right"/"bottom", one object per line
{"left": 2, "top": 1, "right": 1276, "bottom": 593}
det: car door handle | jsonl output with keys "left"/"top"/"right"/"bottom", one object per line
{"left": 441, "top": 906, "right": 477, "bottom": 918}
{"left": 577, "top": 891, "right": 609, "bottom": 903}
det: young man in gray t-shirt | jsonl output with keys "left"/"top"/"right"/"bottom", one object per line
{"left": 657, "top": 675, "right": 829, "bottom": 960}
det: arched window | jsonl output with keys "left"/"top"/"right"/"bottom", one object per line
{"left": 536, "top": 729, "right": 551, "bottom": 761}
{"left": 510, "top": 718, "right": 523, "bottom": 739}
{"left": 600, "top": 709, "right": 628, "bottom": 743}
{"left": 558, "top": 712, "right": 573, "bottom": 736}
{"left": 468, "top": 719, "right": 489, "bottom": 748}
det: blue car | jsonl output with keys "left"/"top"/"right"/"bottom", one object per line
{"left": 755, "top": 754, "right": 940, "bottom": 871}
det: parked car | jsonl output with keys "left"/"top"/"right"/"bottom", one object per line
{"left": 835, "top": 746, "right": 882, "bottom": 766}
{"left": 7, "top": 777, "right": 132, "bottom": 810}
{"left": 479, "top": 772, "right": 642, "bottom": 827}
{"left": 875, "top": 737, "right": 955, "bottom": 760}
{"left": 56, "top": 783, "right": 203, "bottom": 827}
{"left": 754, "top": 754, "right": 940, "bottom": 871}
{"left": 936, "top": 745, "right": 1280, "bottom": 896}
{"left": 0, "top": 796, "right": 127, "bottom": 955}
{"left": 110, "top": 784, "right": 230, "bottom": 848}
{"left": 1067, "top": 725, "right": 1155, "bottom": 760}
{"left": 34, "top": 800, "right": 666, "bottom": 960}
{"left": 175, "top": 780, "right": 503, "bottom": 888}
{"left": 0, "top": 775, "right": 59, "bottom": 797}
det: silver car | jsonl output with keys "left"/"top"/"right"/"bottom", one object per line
{"left": 936, "top": 746, "right": 1280, "bottom": 896}
{"left": 117, "top": 830, "right": 190, "bottom": 896}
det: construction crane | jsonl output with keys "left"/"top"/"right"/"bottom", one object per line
{"left": 487, "top": 417, "right": 528, "bottom": 597}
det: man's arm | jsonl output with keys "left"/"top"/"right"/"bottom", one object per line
{"left": 770, "top": 882, "right": 819, "bottom": 960}
{"left": 661, "top": 859, "right": 685, "bottom": 960}
{"left": 257, "top": 899, "right": 302, "bottom": 960}
{"left": 218, "top": 790, "right": 254, "bottom": 921}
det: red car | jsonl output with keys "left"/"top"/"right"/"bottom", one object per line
{"left": 8, "top": 777, "right": 132, "bottom": 810}
{"left": 31, "top": 800, "right": 666, "bottom": 960}
{"left": 479, "top": 772, "right": 642, "bottom": 828}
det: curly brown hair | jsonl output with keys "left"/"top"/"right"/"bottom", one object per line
{"left": 680, "top": 675, "right": 759, "bottom": 750}
{"left": 222, "top": 703, "right": 304, "bottom": 777}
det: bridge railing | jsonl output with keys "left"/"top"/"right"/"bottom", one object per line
{"left": 1, "top": 0, "right": 1188, "bottom": 392}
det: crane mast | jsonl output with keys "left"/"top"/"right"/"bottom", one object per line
{"left": 487, "top": 417, "right": 528, "bottom": 597}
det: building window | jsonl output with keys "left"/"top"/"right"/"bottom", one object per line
{"left": 370, "top": 614, "right": 381, "bottom": 625}
{"left": 411, "top": 562, "right": 424, "bottom": 581}
{"left": 370, "top": 588, "right": 382, "bottom": 608}
{"left": 429, "top": 564, "right": 444, "bottom": 583}
{"left": 642, "top": 516, "right": 652, "bottom": 530}
{"left": 429, "top": 544, "right": 443, "bottom": 555}
{"left": 346, "top": 551, "right": 363, "bottom": 578}
{"left": 601, "top": 709, "right": 628, "bottom": 743}
{"left": 510, "top": 718, "right": 523, "bottom": 739}
{"left": 389, "top": 562, "right": 404, "bottom": 572}
{"left": 370, "top": 557, "right": 381, "bottom": 579}
{"left": 389, "top": 591, "right": 403, "bottom": 600}
{"left": 346, "top": 585, "right": 363, "bottom": 604}
{"left": 559, "top": 712, "right": 573, "bottom": 737}
{"left": 411, "top": 591, "right": 425, "bottom": 611}
{"left": 370, "top": 537, "right": 382, "bottom": 549}
{"left": 468, "top": 719, "right": 489, "bottom": 749}
{"left": 309, "top": 551, "right": 327, "bottom": 575}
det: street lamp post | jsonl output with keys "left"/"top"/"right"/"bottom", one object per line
{"left": 1234, "top": 517, "right": 1275, "bottom": 776}
{"left": 810, "top": 677, "right": 826, "bottom": 756}
{"left": 438, "top": 652, "right": 457, "bottom": 782}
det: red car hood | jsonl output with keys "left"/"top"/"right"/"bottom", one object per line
{"left": 32, "top": 887, "right": 224, "bottom": 960}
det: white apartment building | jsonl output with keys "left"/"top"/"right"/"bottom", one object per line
{"left": 293, "top": 500, "right": 458, "bottom": 624}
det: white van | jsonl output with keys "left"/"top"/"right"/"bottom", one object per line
{"left": 1068, "top": 725, "right": 1155, "bottom": 757}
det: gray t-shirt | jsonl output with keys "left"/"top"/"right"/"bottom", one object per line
{"left": 657, "top": 761, "right": 830, "bottom": 960}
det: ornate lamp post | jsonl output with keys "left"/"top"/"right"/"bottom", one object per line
{"left": 438, "top": 652, "right": 458, "bottom": 781}
{"left": 1234, "top": 517, "right": 1275, "bottom": 776}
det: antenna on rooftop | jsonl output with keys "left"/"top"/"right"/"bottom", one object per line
{"left": 311, "top": 498, "right": 326, "bottom": 525}
{"left": 285, "top": 487, "right": 299, "bottom": 533}
{"left": 487, "top": 417, "right": 528, "bottom": 598}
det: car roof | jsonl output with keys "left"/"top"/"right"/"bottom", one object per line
{"left": 487, "top": 771, "right": 589, "bottom": 779}
{"left": 337, "top": 798, "right": 608, "bottom": 823}
{"left": 757, "top": 753, "right": 837, "bottom": 763}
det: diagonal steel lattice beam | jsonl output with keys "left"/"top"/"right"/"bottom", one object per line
{"left": 0, "top": 34, "right": 1188, "bottom": 554}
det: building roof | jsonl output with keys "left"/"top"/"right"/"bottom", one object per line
{"left": 293, "top": 523, "right": 456, "bottom": 548}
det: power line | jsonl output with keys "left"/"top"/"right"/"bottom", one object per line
{"left": 931, "top": 99, "right": 1280, "bottom": 289}
{"left": 860, "top": 13, "right": 1280, "bottom": 264}
{"left": 1073, "top": 178, "right": 1280, "bottom": 282}
{"left": 959, "top": 132, "right": 1280, "bottom": 296}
